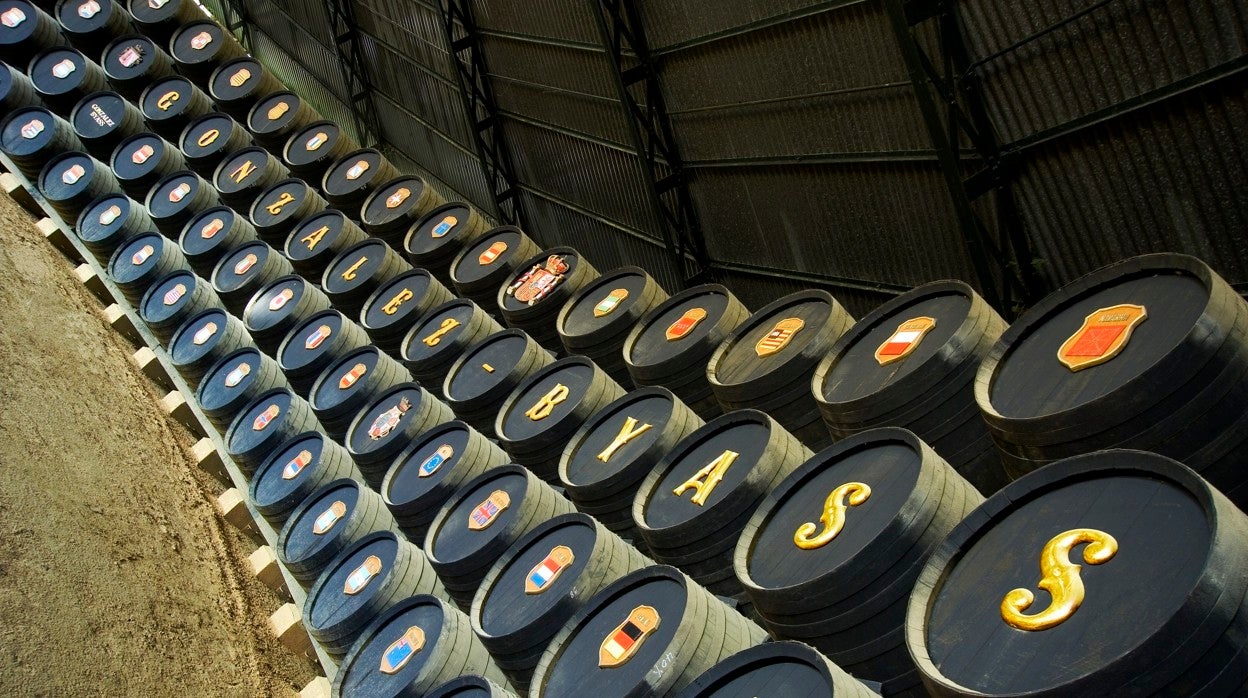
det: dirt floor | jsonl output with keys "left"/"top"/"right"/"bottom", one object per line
{"left": 0, "top": 193, "right": 315, "bottom": 695}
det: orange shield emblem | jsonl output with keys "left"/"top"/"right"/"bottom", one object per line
{"left": 1057, "top": 304, "right": 1148, "bottom": 372}
{"left": 875, "top": 316, "right": 937, "bottom": 366}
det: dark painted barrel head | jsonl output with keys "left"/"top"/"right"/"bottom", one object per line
{"left": 322, "top": 238, "right": 389, "bottom": 296}
{"left": 39, "top": 151, "right": 94, "bottom": 201}
{"left": 401, "top": 299, "right": 477, "bottom": 364}
{"left": 710, "top": 293, "right": 834, "bottom": 386}
{"left": 478, "top": 515, "right": 596, "bottom": 637}
{"left": 563, "top": 389, "right": 674, "bottom": 490}
{"left": 250, "top": 178, "right": 312, "bottom": 230}
{"left": 360, "top": 175, "right": 425, "bottom": 228}
{"left": 211, "top": 240, "right": 270, "bottom": 294}
{"left": 0, "top": 1, "right": 39, "bottom": 45}
{"left": 178, "top": 206, "right": 236, "bottom": 258}
{"left": 208, "top": 57, "right": 264, "bottom": 102}
{"left": 538, "top": 567, "right": 687, "bottom": 698}
{"left": 213, "top": 145, "right": 270, "bottom": 196}
{"left": 453, "top": 226, "right": 525, "bottom": 286}
{"left": 140, "top": 76, "right": 194, "bottom": 122}
{"left": 252, "top": 432, "right": 329, "bottom": 512}
{"left": 345, "top": 383, "right": 426, "bottom": 457}
{"left": 169, "top": 307, "right": 229, "bottom": 366}
{"left": 285, "top": 209, "right": 348, "bottom": 262}
{"left": 2, "top": 107, "right": 56, "bottom": 157}
{"left": 430, "top": 467, "right": 529, "bottom": 566}
{"left": 676, "top": 642, "right": 842, "bottom": 698}
{"left": 29, "top": 47, "right": 87, "bottom": 96}
{"left": 322, "top": 147, "right": 385, "bottom": 198}
{"left": 78, "top": 193, "right": 136, "bottom": 244}
{"left": 70, "top": 91, "right": 127, "bottom": 142}
{"left": 498, "top": 250, "right": 581, "bottom": 313}
{"left": 56, "top": 0, "right": 113, "bottom": 34}
{"left": 101, "top": 35, "right": 157, "bottom": 81}
{"left": 559, "top": 268, "right": 651, "bottom": 340}
{"left": 361, "top": 269, "right": 433, "bottom": 332}
{"left": 197, "top": 346, "right": 264, "bottom": 414}
{"left": 642, "top": 411, "right": 772, "bottom": 530}
{"left": 169, "top": 21, "right": 226, "bottom": 66}
{"left": 627, "top": 286, "right": 733, "bottom": 369}
{"left": 284, "top": 120, "right": 341, "bottom": 168}
{"left": 920, "top": 451, "right": 1216, "bottom": 695}
{"left": 383, "top": 421, "right": 473, "bottom": 510}
{"left": 333, "top": 595, "right": 448, "bottom": 698}
{"left": 497, "top": 358, "right": 595, "bottom": 442}
{"left": 128, "top": 0, "right": 183, "bottom": 24}
{"left": 445, "top": 330, "right": 533, "bottom": 403}
{"left": 244, "top": 274, "right": 309, "bottom": 332}
{"left": 111, "top": 132, "right": 167, "bottom": 183}
{"left": 279, "top": 309, "right": 344, "bottom": 374}
{"left": 248, "top": 91, "right": 301, "bottom": 135}
{"left": 405, "top": 202, "right": 474, "bottom": 256}
{"left": 145, "top": 169, "right": 204, "bottom": 219}
{"left": 108, "top": 231, "right": 164, "bottom": 284}
{"left": 139, "top": 269, "right": 196, "bottom": 324}
{"left": 179, "top": 112, "right": 236, "bottom": 161}
{"left": 306, "top": 533, "right": 401, "bottom": 630}
{"left": 743, "top": 430, "right": 924, "bottom": 590}
{"left": 310, "top": 345, "right": 384, "bottom": 412}
{"left": 226, "top": 387, "right": 294, "bottom": 455}
{"left": 281, "top": 479, "right": 363, "bottom": 567}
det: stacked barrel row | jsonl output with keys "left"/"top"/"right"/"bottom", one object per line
{"left": 6, "top": 2, "right": 1248, "bottom": 697}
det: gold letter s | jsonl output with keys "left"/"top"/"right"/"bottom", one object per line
{"left": 793, "top": 482, "right": 871, "bottom": 550}
{"left": 1001, "top": 528, "right": 1118, "bottom": 631}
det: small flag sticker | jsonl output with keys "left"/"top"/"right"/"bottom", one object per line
{"left": 192, "top": 321, "right": 218, "bottom": 346}
{"left": 168, "top": 182, "right": 191, "bottom": 202}
{"left": 267, "top": 101, "right": 289, "bottom": 120}
{"left": 118, "top": 45, "right": 144, "bottom": 68}
{"left": 665, "top": 307, "right": 707, "bottom": 341}
{"left": 229, "top": 68, "right": 251, "bottom": 88}
{"left": 305, "top": 324, "right": 332, "bottom": 349}
{"left": 343, "top": 554, "right": 382, "bottom": 595}
{"left": 52, "top": 59, "right": 76, "bottom": 79}
{"left": 200, "top": 217, "right": 224, "bottom": 239}
{"left": 431, "top": 215, "right": 457, "bottom": 238}
{"left": 599, "top": 605, "right": 660, "bottom": 668}
{"left": 162, "top": 283, "right": 187, "bottom": 306}
{"left": 385, "top": 187, "right": 410, "bottom": 209}
{"left": 131, "top": 144, "right": 155, "bottom": 164}
{"left": 268, "top": 288, "right": 295, "bottom": 311}
{"left": 131, "top": 244, "right": 154, "bottom": 265}
{"left": 223, "top": 362, "right": 251, "bottom": 387}
{"left": 61, "top": 164, "right": 85, "bottom": 185}
{"left": 379, "top": 626, "right": 425, "bottom": 674}
{"left": 755, "top": 317, "right": 805, "bottom": 358}
{"left": 20, "top": 119, "right": 43, "bottom": 139}
{"left": 468, "top": 490, "right": 510, "bottom": 531}
{"left": 875, "top": 316, "right": 938, "bottom": 366}
{"left": 1, "top": 8, "right": 26, "bottom": 27}
{"left": 78, "top": 1, "right": 101, "bottom": 19}
{"left": 1057, "top": 304, "right": 1148, "bottom": 372}
{"left": 525, "top": 545, "right": 574, "bottom": 595}
{"left": 593, "top": 288, "right": 629, "bottom": 317}
{"left": 345, "top": 160, "right": 369, "bottom": 180}
{"left": 281, "top": 449, "right": 313, "bottom": 480}
{"left": 479, "top": 241, "right": 507, "bottom": 265}
{"left": 252, "top": 403, "right": 280, "bottom": 431}
{"left": 338, "top": 362, "right": 367, "bottom": 389}
{"left": 418, "top": 444, "right": 454, "bottom": 478}
{"left": 233, "top": 253, "right": 258, "bottom": 275}
{"left": 305, "top": 132, "right": 328, "bottom": 150}
{"left": 99, "top": 204, "right": 121, "bottom": 225}
{"left": 312, "top": 500, "right": 347, "bottom": 534}
{"left": 190, "top": 31, "right": 213, "bottom": 50}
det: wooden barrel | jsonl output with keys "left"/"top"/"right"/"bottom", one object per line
{"left": 633, "top": 409, "right": 811, "bottom": 607}
{"left": 308, "top": 344, "right": 413, "bottom": 441}
{"left": 529, "top": 564, "right": 767, "bottom": 697}
{"left": 53, "top": 0, "right": 131, "bottom": 58}
{"left": 555, "top": 266, "right": 671, "bottom": 389}
{"left": 125, "top": 0, "right": 199, "bottom": 47}
{"left": 206, "top": 56, "right": 281, "bottom": 121}
{"left": 908, "top": 449, "right": 1248, "bottom": 696}
{"left": 178, "top": 112, "right": 250, "bottom": 179}
{"left": 0, "top": 63, "right": 41, "bottom": 114}
{"left": 38, "top": 150, "right": 121, "bottom": 223}
{"left": 495, "top": 355, "right": 627, "bottom": 484}
{"left": 675, "top": 641, "right": 880, "bottom": 698}
{"left": 223, "top": 386, "right": 320, "bottom": 475}
{"left": 449, "top": 224, "right": 541, "bottom": 319}
{"left": 425, "top": 675, "right": 516, "bottom": 698}
{"left": 282, "top": 119, "right": 357, "bottom": 190}
{"left": 69, "top": 90, "right": 144, "bottom": 161}
{"left": 241, "top": 273, "right": 331, "bottom": 355}
{"left": 707, "top": 290, "right": 855, "bottom": 452}
{"left": 248, "top": 178, "right": 325, "bottom": 245}
{"left": 106, "top": 229, "right": 188, "bottom": 304}
{"left": 211, "top": 145, "right": 287, "bottom": 215}
{"left": 623, "top": 284, "right": 751, "bottom": 421}
{"left": 360, "top": 175, "right": 447, "bottom": 248}
{"left": 403, "top": 201, "right": 490, "bottom": 290}
{"left": 497, "top": 247, "right": 601, "bottom": 354}
{"left": 75, "top": 192, "right": 154, "bottom": 265}
{"left": 330, "top": 594, "right": 508, "bottom": 697}
{"left": 343, "top": 382, "right": 455, "bottom": 490}
{"left": 1, "top": 107, "right": 83, "bottom": 180}
{"left": 144, "top": 168, "right": 218, "bottom": 237}
{"left": 137, "top": 268, "right": 218, "bottom": 345}
{"left": 359, "top": 268, "right": 456, "bottom": 356}
{"left": 101, "top": 34, "right": 175, "bottom": 100}
{"left": 381, "top": 419, "right": 510, "bottom": 544}
{"left": 558, "top": 386, "right": 703, "bottom": 548}
{"left": 248, "top": 431, "right": 362, "bottom": 526}
{"left": 815, "top": 280, "right": 1010, "bottom": 495}
{"left": 194, "top": 346, "right": 287, "bottom": 432}
{"left": 976, "top": 253, "right": 1248, "bottom": 505}
{"left": 320, "top": 237, "right": 411, "bottom": 318}
{"left": 177, "top": 205, "right": 258, "bottom": 278}
{"left": 399, "top": 299, "right": 503, "bottom": 398}
{"left": 277, "top": 477, "right": 398, "bottom": 587}
{"left": 471, "top": 512, "right": 651, "bottom": 691}
{"left": 304, "top": 530, "right": 448, "bottom": 658}
{"left": 319, "top": 147, "right": 398, "bottom": 218}
{"left": 276, "top": 308, "right": 371, "bottom": 397}
{"left": 0, "top": 1, "right": 64, "bottom": 66}
{"left": 168, "top": 20, "right": 246, "bottom": 84}
{"left": 111, "top": 132, "right": 185, "bottom": 202}
{"left": 138, "top": 76, "right": 212, "bottom": 142}
{"left": 167, "top": 307, "right": 251, "bottom": 388}
{"left": 442, "top": 329, "right": 554, "bottom": 438}
{"left": 283, "top": 209, "right": 368, "bottom": 283}
{"left": 209, "top": 239, "right": 293, "bottom": 316}
{"left": 733, "top": 428, "right": 981, "bottom": 695}
{"left": 246, "top": 91, "right": 318, "bottom": 155}
{"left": 28, "top": 46, "right": 107, "bottom": 114}
{"left": 424, "top": 464, "right": 578, "bottom": 611}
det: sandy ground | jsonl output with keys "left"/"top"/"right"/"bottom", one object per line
{"left": 0, "top": 193, "right": 315, "bottom": 695}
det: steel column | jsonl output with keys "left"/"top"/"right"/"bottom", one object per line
{"left": 324, "top": 0, "right": 382, "bottom": 148}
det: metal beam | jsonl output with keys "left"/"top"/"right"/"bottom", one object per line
{"left": 215, "top": 0, "right": 251, "bottom": 49}
{"left": 588, "top": 0, "right": 712, "bottom": 287}
{"left": 438, "top": 0, "right": 526, "bottom": 227}
{"left": 324, "top": 0, "right": 382, "bottom": 148}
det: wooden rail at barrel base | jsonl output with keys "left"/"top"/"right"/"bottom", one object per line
{"left": 0, "top": 153, "right": 342, "bottom": 680}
